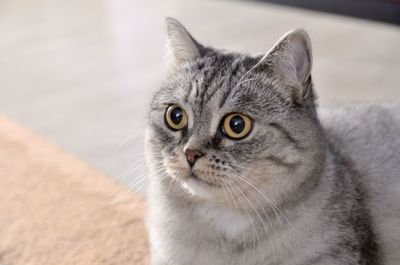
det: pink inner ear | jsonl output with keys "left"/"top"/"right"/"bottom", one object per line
{"left": 291, "top": 39, "right": 312, "bottom": 85}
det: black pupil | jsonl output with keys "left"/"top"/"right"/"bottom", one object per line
{"left": 170, "top": 107, "right": 183, "bottom": 125}
{"left": 229, "top": 115, "right": 245, "bottom": 134}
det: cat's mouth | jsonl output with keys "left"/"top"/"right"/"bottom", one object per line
{"left": 190, "top": 172, "right": 199, "bottom": 178}
{"left": 165, "top": 161, "right": 220, "bottom": 193}
{"left": 189, "top": 172, "right": 209, "bottom": 185}
{"left": 180, "top": 173, "right": 215, "bottom": 198}
{"left": 188, "top": 172, "right": 219, "bottom": 187}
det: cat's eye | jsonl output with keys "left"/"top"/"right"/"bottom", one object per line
{"left": 165, "top": 104, "right": 188, "bottom": 130}
{"left": 222, "top": 113, "right": 252, "bottom": 139}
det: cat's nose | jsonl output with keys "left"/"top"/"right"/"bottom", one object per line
{"left": 185, "top": 149, "right": 204, "bottom": 167}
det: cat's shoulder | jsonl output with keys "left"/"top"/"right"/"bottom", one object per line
{"left": 318, "top": 103, "right": 400, "bottom": 152}
{"left": 318, "top": 104, "right": 400, "bottom": 265}
{"left": 318, "top": 104, "right": 400, "bottom": 190}
{"left": 318, "top": 103, "right": 400, "bottom": 130}
{"left": 318, "top": 103, "right": 400, "bottom": 183}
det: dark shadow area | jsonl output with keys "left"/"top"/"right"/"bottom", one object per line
{"left": 254, "top": 0, "right": 400, "bottom": 25}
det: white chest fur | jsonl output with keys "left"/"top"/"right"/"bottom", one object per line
{"left": 195, "top": 202, "right": 252, "bottom": 239}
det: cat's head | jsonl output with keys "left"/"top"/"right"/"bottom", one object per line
{"left": 145, "top": 18, "right": 325, "bottom": 209}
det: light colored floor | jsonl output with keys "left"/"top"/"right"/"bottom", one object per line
{"left": 1, "top": 0, "right": 399, "bottom": 189}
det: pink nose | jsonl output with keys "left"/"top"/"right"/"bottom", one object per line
{"left": 185, "top": 149, "right": 204, "bottom": 167}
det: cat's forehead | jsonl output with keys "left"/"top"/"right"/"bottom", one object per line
{"left": 181, "top": 53, "right": 280, "bottom": 115}
{"left": 157, "top": 51, "right": 285, "bottom": 120}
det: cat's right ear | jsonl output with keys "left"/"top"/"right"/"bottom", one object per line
{"left": 165, "top": 17, "right": 204, "bottom": 68}
{"left": 266, "top": 29, "right": 313, "bottom": 105}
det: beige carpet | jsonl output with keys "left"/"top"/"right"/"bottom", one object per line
{"left": 0, "top": 115, "right": 149, "bottom": 265}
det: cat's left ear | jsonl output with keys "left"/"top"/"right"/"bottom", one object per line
{"left": 165, "top": 17, "right": 204, "bottom": 68}
{"left": 267, "top": 29, "right": 313, "bottom": 104}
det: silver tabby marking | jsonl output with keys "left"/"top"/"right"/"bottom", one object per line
{"left": 144, "top": 17, "right": 400, "bottom": 265}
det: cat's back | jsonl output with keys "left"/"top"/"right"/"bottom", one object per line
{"left": 319, "top": 104, "right": 400, "bottom": 180}
{"left": 319, "top": 104, "right": 400, "bottom": 265}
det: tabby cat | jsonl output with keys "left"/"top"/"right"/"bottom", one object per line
{"left": 144, "top": 17, "right": 400, "bottom": 265}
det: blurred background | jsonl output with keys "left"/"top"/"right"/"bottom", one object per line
{"left": 1, "top": 0, "right": 399, "bottom": 191}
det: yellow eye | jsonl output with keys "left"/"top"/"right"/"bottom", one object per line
{"left": 165, "top": 104, "right": 188, "bottom": 130}
{"left": 223, "top": 113, "right": 252, "bottom": 139}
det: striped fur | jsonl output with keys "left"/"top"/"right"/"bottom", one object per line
{"left": 144, "top": 18, "right": 399, "bottom": 265}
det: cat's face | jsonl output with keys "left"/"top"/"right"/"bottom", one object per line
{"left": 145, "top": 18, "right": 325, "bottom": 209}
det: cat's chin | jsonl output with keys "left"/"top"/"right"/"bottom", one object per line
{"left": 180, "top": 176, "right": 214, "bottom": 199}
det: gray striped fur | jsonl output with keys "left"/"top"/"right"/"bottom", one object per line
{"left": 144, "top": 18, "right": 399, "bottom": 265}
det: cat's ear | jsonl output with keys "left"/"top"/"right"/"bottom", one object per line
{"left": 165, "top": 17, "right": 204, "bottom": 67}
{"left": 267, "top": 29, "right": 313, "bottom": 103}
